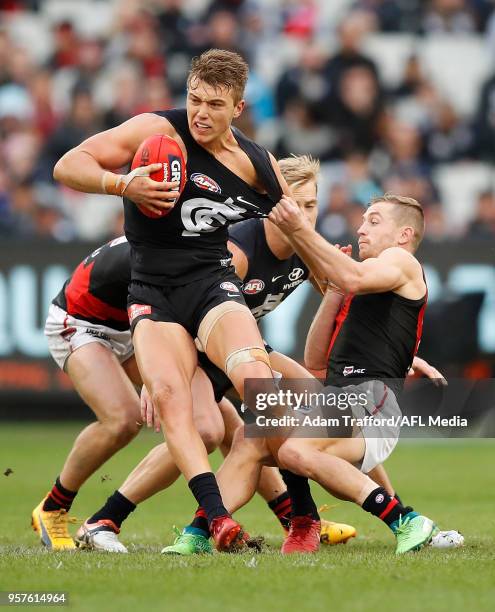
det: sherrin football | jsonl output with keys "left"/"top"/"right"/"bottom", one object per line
{"left": 130, "top": 134, "right": 187, "bottom": 219}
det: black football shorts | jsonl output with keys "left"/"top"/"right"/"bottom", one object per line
{"left": 127, "top": 267, "right": 245, "bottom": 337}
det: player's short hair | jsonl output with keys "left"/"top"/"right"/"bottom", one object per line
{"left": 278, "top": 155, "right": 320, "bottom": 189}
{"left": 370, "top": 193, "right": 425, "bottom": 250}
{"left": 187, "top": 49, "right": 249, "bottom": 104}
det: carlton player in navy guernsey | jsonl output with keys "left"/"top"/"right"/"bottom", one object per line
{"left": 266, "top": 192, "right": 439, "bottom": 554}
{"left": 53, "top": 49, "right": 296, "bottom": 550}
{"left": 36, "top": 155, "right": 360, "bottom": 552}
{"left": 33, "top": 152, "right": 302, "bottom": 551}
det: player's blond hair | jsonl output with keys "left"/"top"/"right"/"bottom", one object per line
{"left": 370, "top": 193, "right": 425, "bottom": 250}
{"left": 278, "top": 155, "right": 320, "bottom": 189}
{"left": 187, "top": 49, "right": 249, "bottom": 104}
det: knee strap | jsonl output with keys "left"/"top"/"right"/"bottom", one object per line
{"left": 225, "top": 346, "right": 271, "bottom": 378}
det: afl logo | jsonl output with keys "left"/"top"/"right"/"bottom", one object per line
{"left": 243, "top": 279, "right": 265, "bottom": 295}
{"left": 220, "top": 281, "right": 239, "bottom": 292}
{"left": 288, "top": 268, "right": 304, "bottom": 282}
{"left": 191, "top": 173, "right": 221, "bottom": 193}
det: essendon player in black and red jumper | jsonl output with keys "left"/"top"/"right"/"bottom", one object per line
{"left": 269, "top": 193, "right": 438, "bottom": 554}
{"left": 53, "top": 50, "right": 296, "bottom": 551}
{"left": 35, "top": 236, "right": 141, "bottom": 552}
{"left": 53, "top": 237, "right": 130, "bottom": 333}
{"left": 325, "top": 286, "right": 427, "bottom": 398}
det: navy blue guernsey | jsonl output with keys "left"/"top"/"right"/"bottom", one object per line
{"left": 124, "top": 109, "right": 282, "bottom": 286}
{"left": 229, "top": 218, "right": 310, "bottom": 320}
{"left": 325, "top": 290, "right": 427, "bottom": 395}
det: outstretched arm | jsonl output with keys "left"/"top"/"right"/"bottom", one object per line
{"left": 268, "top": 196, "right": 413, "bottom": 295}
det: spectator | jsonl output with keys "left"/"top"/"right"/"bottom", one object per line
{"left": 275, "top": 42, "right": 331, "bottom": 117}
{"left": 392, "top": 55, "right": 428, "bottom": 99}
{"left": 51, "top": 37, "right": 107, "bottom": 118}
{"left": 472, "top": 72, "right": 495, "bottom": 162}
{"left": 378, "top": 113, "right": 440, "bottom": 207}
{"left": 32, "top": 184, "right": 75, "bottom": 242}
{"left": 29, "top": 70, "right": 59, "bottom": 138}
{"left": 134, "top": 75, "right": 173, "bottom": 115}
{"left": 155, "top": 0, "right": 200, "bottom": 57}
{"left": 275, "top": 98, "right": 338, "bottom": 161}
{"left": 244, "top": 71, "right": 276, "bottom": 127}
{"left": 330, "top": 64, "right": 384, "bottom": 156}
{"left": 393, "top": 79, "right": 440, "bottom": 129}
{"left": 126, "top": 11, "right": 166, "bottom": 78}
{"left": 317, "top": 183, "right": 354, "bottom": 243}
{"left": 4, "top": 179, "right": 37, "bottom": 238}
{"left": 423, "top": 99, "right": 474, "bottom": 164}
{"left": 352, "top": 0, "right": 405, "bottom": 32}
{"left": 48, "top": 21, "right": 80, "bottom": 70}
{"left": 101, "top": 62, "right": 143, "bottom": 130}
{"left": 203, "top": 9, "right": 248, "bottom": 62}
{"left": 344, "top": 151, "right": 382, "bottom": 205}
{"left": 7, "top": 45, "right": 34, "bottom": 88}
{"left": 423, "top": 204, "right": 450, "bottom": 241}
{"left": 4, "top": 128, "right": 41, "bottom": 183}
{"left": 324, "top": 10, "right": 378, "bottom": 99}
{"left": 281, "top": 0, "right": 318, "bottom": 39}
{"left": 465, "top": 191, "right": 495, "bottom": 239}
{"left": 0, "top": 83, "right": 34, "bottom": 136}
{"left": 421, "top": 0, "right": 478, "bottom": 34}
{"left": 41, "top": 86, "right": 103, "bottom": 182}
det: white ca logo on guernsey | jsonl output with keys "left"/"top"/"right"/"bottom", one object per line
{"left": 181, "top": 196, "right": 260, "bottom": 237}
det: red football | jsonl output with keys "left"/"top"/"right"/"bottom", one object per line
{"left": 130, "top": 134, "right": 187, "bottom": 219}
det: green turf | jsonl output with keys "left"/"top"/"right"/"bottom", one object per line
{"left": 1, "top": 424, "right": 494, "bottom": 611}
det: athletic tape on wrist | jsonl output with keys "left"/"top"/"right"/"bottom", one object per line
{"left": 102, "top": 166, "right": 153, "bottom": 197}
{"left": 101, "top": 171, "right": 125, "bottom": 196}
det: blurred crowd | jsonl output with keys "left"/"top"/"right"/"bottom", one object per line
{"left": 0, "top": 0, "right": 495, "bottom": 243}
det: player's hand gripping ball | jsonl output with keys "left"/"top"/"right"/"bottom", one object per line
{"left": 131, "top": 134, "right": 187, "bottom": 218}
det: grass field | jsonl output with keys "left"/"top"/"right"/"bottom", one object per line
{"left": 1, "top": 424, "right": 494, "bottom": 611}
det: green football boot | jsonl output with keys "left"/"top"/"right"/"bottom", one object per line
{"left": 161, "top": 527, "right": 213, "bottom": 555}
{"left": 393, "top": 514, "right": 435, "bottom": 555}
